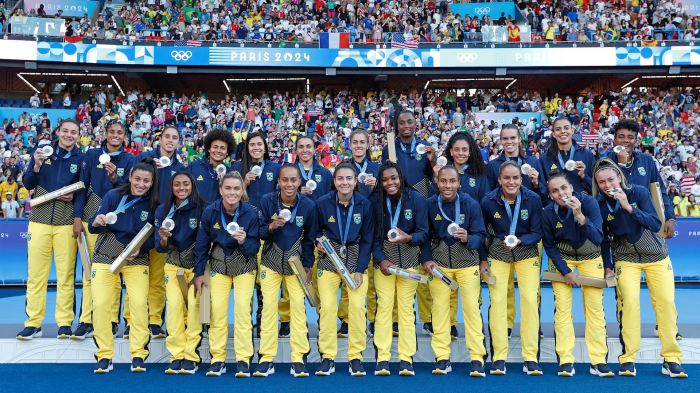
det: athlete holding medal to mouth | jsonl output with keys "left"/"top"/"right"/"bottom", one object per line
{"left": 542, "top": 173, "right": 613, "bottom": 378}
{"left": 593, "top": 159, "right": 687, "bottom": 378}
{"left": 481, "top": 161, "right": 543, "bottom": 376}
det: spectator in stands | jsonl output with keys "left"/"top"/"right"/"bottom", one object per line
{"left": 30, "top": 93, "right": 40, "bottom": 108}
{"left": 0, "top": 173, "right": 17, "bottom": 198}
{"left": 1, "top": 190, "right": 19, "bottom": 218}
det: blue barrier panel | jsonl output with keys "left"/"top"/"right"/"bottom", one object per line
{"left": 1, "top": 218, "right": 699, "bottom": 285}
{"left": 0, "top": 107, "right": 77, "bottom": 128}
{"left": 0, "top": 219, "right": 88, "bottom": 285}
{"left": 4, "top": 40, "right": 695, "bottom": 68}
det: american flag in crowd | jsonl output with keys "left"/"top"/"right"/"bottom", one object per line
{"left": 175, "top": 40, "right": 203, "bottom": 47}
{"left": 307, "top": 104, "right": 322, "bottom": 117}
{"left": 580, "top": 131, "right": 600, "bottom": 143}
{"left": 391, "top": 32, "right": 419, "bottom": 49}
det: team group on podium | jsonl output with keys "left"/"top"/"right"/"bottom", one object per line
{"left": 16, "top": 112, "right": 688, "bottom": 379}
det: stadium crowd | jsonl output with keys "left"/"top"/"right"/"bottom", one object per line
{"left": 1, "top": 84, "right": 700, "bottom": 218}
{"left": 1, "top": 0, "right": 697, "bottom": 43}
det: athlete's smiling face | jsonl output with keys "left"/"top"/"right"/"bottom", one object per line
{"left": 278, "top": 166, "right": 301, "bottom": 200}
{"left": 130, "top": 169, "right": 153, "bottom": 197}
{"left": 438, "top": 167, "right": 460, "bottom": 201}
{"left": 450, "top": 139, "right": 470, "bottom": 166}
{"left": 334, "top": 167, "right": 357, "bottom": 197}
{"left": 350, "top": 132, "right": 369, "bottom": 160}
{"left": 160, "top": 127, "right": 180, "bottom": 154}
{"left": 500, "top": 127, "right": 520, "bottom": 156}
{"left": 248, "top": 135, "right": 266, "bottom": 161}
{"left": 552, "top": 119, "right": 573, "bottom": 146}
{"left": 396, "top": 112, "right": 416, "bottom": 140}
{"left": 498, "top": 165, "right": 522, "bottom": 198}
{"left": 296, "top": 137, "right": 315, "bottom": 164}
{"left": 381, "top": 167, "right": 401, "bottom": 197}
{"left": 208, "top": 140, "right": 229, "bottom": 164}
{"left": 106, "top": 124, "right": 126, "bottom": 150}
{"left": 219, "top": 177, "right": 243, "bottom": 207}
{"left": 57, "top": 121, "right": 79, "bottom": 150}
{"left": 171, "top": 173, "right": 192, "bottom": 203}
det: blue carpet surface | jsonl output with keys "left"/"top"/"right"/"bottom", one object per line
{"left": 0, "top": 363, "right": 696, "bottom": 393}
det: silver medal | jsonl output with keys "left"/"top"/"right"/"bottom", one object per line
{"left": 447, "top": 222, "right": 460, "bottom": 237}
{"left": 504, "top": 234, "right": 519, "bottom": 247}
{"left": 387, "top": 228, "right": 400, "bottom": 240}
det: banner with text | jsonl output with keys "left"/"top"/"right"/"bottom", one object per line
{"left": 24, "top": 0, "right": 99, "bottom": 18}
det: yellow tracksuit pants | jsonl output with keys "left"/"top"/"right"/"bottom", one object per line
{"left": 209, "top": 270, "right": 256, "bottom": 363}
{"left": 258, "top": 267, "right": 310, "bottom": 363}
{"left": 278, "top": 281, "right": 290, "bottom": 323}
{"left": 373, "top": 267, "right": 419, "bottom": 362}
{"left": 78, "top": 223, "right": 121, "bottom": 325}
{"left": 488, "top": 258, "right": 541, "bottom": 362}
{"left": 317, "top": 270, "right": 368, "bottom": 360}
{"left": 551, "top": 257, "right": 608, "bottom": 365}
{"left": 507, "top": 241, "right": 543, "bottom": 330}
{"left": 25, "top": 222, "right": 77, "bottom": 328}
{"left": 508, "top": 266, "right": 516, "bottom": 329}
{"left": 417, "top": 266, "right": 459, "bottom": 325}
{"left": 92, "top": 263, "right": 149, "bottom": 360}
{"left": 430, "top": 266, "right": 486, "bottom": 362}
{"left": 339, "top": 263, "right": 379, "bottom": 323}
{"left": 616, "top": 257, "right": 682, "bottom": 364}
{"left": 124, "top": 249, "right": 166, "bottom": 326}
{"left": 164, "top": 264, "right": 202, "bottom": 362}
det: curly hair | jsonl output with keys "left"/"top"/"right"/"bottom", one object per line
{"left": 203, "top": 128, "right": 236, "bottom": 159}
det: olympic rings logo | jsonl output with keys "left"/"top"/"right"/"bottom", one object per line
{"left": 19, "top": 232, "right": 29, "bottom": 239}
{"left": 474, "top": 7, "right": 491, "bottom": 15}
{"left": 170, "top": 50, "right": 193, "bottom": 61}
{"left": 457, "top": 52, "right": 478, "bottom": 63}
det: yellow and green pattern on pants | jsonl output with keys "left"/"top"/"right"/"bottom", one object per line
{"left": 317, "top": 270, "right": 368, "bottom": 360}
{"left": 24, "top": 222, "right": 78, "bottom": 328}
{"left": 550, "top": 257, "right": 608, "bottom": 365}
{"left": 208, "top": 270, "right": 256, "bottom": 363}
{"left": 258, "top": 267, "right": 310, "bottom": 363}
{"left": 488, "top": 257, "right": 541, "bottom": 362}
{"left": 373, "top": 267, "right": 419, "bottom": 362}
{"left": 429, "top": 266, "right": 486, "bottom": 362}
{"left": 124, "top": 249, "right": 166, "bottom": 326}
{"left": 92, "top": 263, "right": 149, "bottom": 360}
{"left": 616, "top": 257, "right": 682, "bottom": 364}
{"left": 78, "top": 223, "right": 122, "bottom": 325}
{"left": 163, "top": 264, "right": 202, "bottom": 362}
